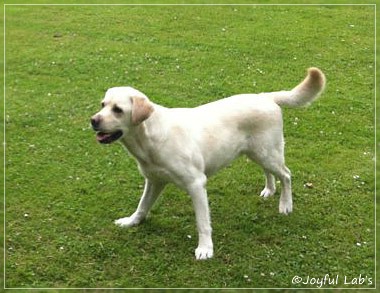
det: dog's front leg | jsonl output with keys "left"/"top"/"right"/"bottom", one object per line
{"left": 187, "top": 177, "right": 214, "bottom": 260}
{"left": 115, "top": 179, "right": 166, "bottom": 227}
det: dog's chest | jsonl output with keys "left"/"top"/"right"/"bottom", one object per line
{"left": 137, "top": 161, "right": 174, "bottom": 183}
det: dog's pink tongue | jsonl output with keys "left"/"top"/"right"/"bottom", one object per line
{"left": 96, "top": 132, "right": 110, "bottom": 142}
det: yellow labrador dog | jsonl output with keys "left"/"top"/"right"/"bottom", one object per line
{"left": 91, "top": 68, "right": 325, "bottom": 260}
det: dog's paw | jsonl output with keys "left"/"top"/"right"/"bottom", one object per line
{"left": 260, "top": 187, "right": 276, "bottom": 197}
{"left": 279, "top": 199, "right": 293, "bottom": 215}
{"left": 114, "top": 216, "right": 139, "bottom": 228}
{"left": 195, "top": 246, "right": 214, "bottom": 260}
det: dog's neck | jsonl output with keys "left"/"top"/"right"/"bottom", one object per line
{"left": 118, "top": 124, "right": 151, "bottom": 166}
{"left": 119, "top": 104, "right": 166, "bottom": 166}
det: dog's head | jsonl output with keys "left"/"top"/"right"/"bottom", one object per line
{"left": 90, "top": 87, "right": 154, "bottom": 144}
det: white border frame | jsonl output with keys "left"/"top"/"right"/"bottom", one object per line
{"left": 3, "top": 2, "right": 377, "bottom": 290}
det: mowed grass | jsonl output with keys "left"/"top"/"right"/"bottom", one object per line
{"left": 4, "top": 4, "right": 375, "bottom": 289}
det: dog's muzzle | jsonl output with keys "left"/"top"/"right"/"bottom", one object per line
{"left": 90, "top": 115, "right": 123, "bottom": 144}
{"left": 91, "top": 115, "right": 102, "bottom": 130}
{"left": 95, "top": 131, "right": 123, "bottom": 144}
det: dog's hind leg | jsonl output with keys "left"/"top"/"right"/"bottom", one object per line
{"left": 276, "top": 165, "right": 292, "bottom": 214}
{"left": 257, "top": 161, "right": 292, "bottom": 214}
{"left": 115, "top": 179, "right": 166, "bottom": 227}
{"left": 260, "top": 170, "right": 276, "bottom": 197}
{"left": 246, "top": 136, "right": 292, "bottom": 214}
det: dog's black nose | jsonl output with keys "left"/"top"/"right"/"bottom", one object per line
{"left": 91, "top": 116, "right": 101, "bottom": 129}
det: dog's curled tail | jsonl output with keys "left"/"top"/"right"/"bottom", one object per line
{"left": 273, "top": 67, "right": 326, "bottom": 107}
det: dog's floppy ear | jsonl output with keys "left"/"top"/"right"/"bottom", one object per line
{"left": 131, "top": 96, "right": 154, "bottom": 125}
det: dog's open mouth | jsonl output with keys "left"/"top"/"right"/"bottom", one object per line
{"left": 96, "top": 131, "right": 123, "bottom": 144}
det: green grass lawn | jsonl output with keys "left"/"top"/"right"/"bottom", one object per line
{"left": 4, "top": 3, "right": 375, "bottom": 289}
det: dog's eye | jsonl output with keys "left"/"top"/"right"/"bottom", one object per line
{"left": 101, "top": 102, "right": 105, "bottom": 108}
{"left": 113, "top": 106, "right": 123, "bottom": 114}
